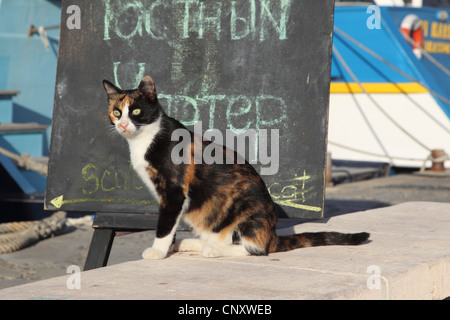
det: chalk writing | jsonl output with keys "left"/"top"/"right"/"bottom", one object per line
{"left": 268, "top": 170, "right": 322, "bottom": 212}
{"left": 113, "top": 62, "right": 146, "bottom": 89}
{"left": 81, "top": 162, "right": 144, "bottom": 195}
{"left": 76, "top": 165, "right": 321, "bottom": 212}
{"left": 111, "top": 61, "right": 288, "bottom": 130}
{"left": 74, "top": 164, "right": 321, "bottom": 212}
{"left": 160, "top": 93, "right": 288, "bottom": 131}
{"left": 103, "top": 0, "right": 292, "bottom": 42}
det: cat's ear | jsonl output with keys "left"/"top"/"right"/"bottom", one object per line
{"left": 102, "top": 80, "right": 122, "bottom": 103}
{"left": 138, "top": 76, "right": 157, "bottom": 102}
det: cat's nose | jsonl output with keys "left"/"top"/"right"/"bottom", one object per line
{"left": 120, "top": 122, "right": 129, "bottom": 130}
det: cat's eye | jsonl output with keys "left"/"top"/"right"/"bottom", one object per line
{"left": 113, "top": 110, "right": 121, "bottom": 117}
{"left": 132, "top": 108, "right": 141, "bottom": 116}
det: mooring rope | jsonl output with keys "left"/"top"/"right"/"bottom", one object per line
{"left": 332, "top": 45, "right": 432, "bottom": 155}
{"left": 334, "top": 26, "right": 450, "bottom": 106}
{"left": 0, "top": 211, "right": 66, "bottom": 254}
{"left": 0, "top": 139, "right": 63, "bottom": 253}
{"left": 0, "top": 146, "right": 48, "bottom": 176}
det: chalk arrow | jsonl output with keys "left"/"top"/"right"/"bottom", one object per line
{"left": 50, "top": 195, "right": 64, "bottom": 209}
{"left": 48, "top": 195, "right": 158, "bottom": 209}
{"left": 274, "top": 199, "right": 322, "bottom": 212}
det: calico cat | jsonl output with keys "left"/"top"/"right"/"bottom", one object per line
{"left": 102, "top": 76, "right": 369, "bottom": 260}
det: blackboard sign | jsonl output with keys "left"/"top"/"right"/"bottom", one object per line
{"left": 45, "top": 0, "right": 334, "bottom": 219}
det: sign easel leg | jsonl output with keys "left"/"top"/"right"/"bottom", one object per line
{"left": 82, "top": 212, "right": 159, "bottom": 270}
{"left": 84, "top": 228, "right": 115, "bottom": 271}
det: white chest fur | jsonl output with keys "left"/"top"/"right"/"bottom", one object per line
{"left": 126, "top": 117, "right": 162, "bottom": 202}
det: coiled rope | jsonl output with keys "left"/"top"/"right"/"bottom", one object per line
{"left": 0, "top": 211, "right": 66, "bottom": 254}
{"left": 0, "top": 147, "right": 67, "bottom": 254}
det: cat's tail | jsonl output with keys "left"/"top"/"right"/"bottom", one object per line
{"left": 270, "top": 232, "right": 370, "bottom": 253}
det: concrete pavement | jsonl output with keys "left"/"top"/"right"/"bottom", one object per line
{"left": 0, "top": 201, "right": 449, "bottom": 299}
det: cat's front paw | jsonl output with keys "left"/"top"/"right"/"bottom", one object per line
{"left": 142, "top": 247, "right": 166, "bottom": 260}
{"left": 201, "top": 245, "right": 221, "bottom": 258}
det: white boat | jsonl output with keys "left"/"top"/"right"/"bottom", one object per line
{"left": 329, "top": 0, "right": 450, "bottom": 171}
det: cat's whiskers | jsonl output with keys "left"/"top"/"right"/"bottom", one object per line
{"left": 105, "top": 124, "right": 119, "bottom": 137}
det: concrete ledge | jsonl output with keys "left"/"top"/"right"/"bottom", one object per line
{"left": 0, "top": 202, "right": 449, "bottom": 300}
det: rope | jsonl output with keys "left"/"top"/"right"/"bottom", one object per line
{"left": 0, "top": 146, "right": 48, "bottom": 176}
{"left": 420, "top": 151, "right": 449, "bottom": 172}
{"left": 0, "top": 211, "right": 66, "bottom": 254}
{"left": 333, "top": 26, "right": 450, "bottom": 106}
{"left": 328, "top": 141, "right": 429, "bottom": 162}
{"left": 332, "top": 45, "right": 432, "bottom": 153}
{"left": 0, "top": 128, "right": 64, "bottom": 254}
{"left": 333, "top": 46, "right": 393, "bottom": 163}
{"left": 334, "top": 25, "right": 450, "bottom": 138}
{"left": 0, "top": 221, "right": 34, "bottom": 233}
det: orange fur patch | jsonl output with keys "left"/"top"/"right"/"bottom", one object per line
{"left": 119, "top": 95, "right": 133, "bottom": 109}
{"left": 184, "top": 197, "right": 216, "bottom": 233}
{"left": 182, "top": 162, "right": 195, "bottom": 198}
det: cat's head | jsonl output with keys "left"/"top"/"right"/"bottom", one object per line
{"left": 102, "top": 76, "right": 160, "bottom": 138}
